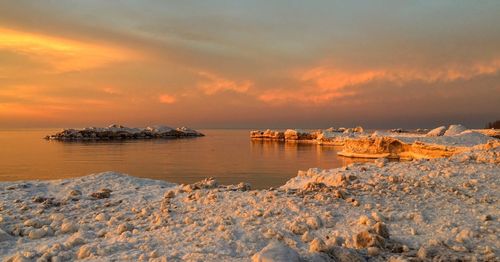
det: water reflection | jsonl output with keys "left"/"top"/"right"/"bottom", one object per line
{"left": 0, "top": 129, "right": 374, "bottom": 189}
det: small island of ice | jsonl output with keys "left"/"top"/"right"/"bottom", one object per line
{"left": 45, "top": 124, "right": 204, "bottom": 141}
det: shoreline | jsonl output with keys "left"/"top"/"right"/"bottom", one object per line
{"left": 251, "top": 126, "right": 499, "bottom": 160}
{"left": 1, "top": 141, "right": 498, "bottom": 261}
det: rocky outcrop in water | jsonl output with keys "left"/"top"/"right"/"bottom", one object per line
{"left": 251, "top": 125, "right": 498, "bottom": 159}
{"left": 45, "top": 125, "right": 204, "bottom": 141}
{"left": 250, "top": 130, "right": 285, "bottom": 140}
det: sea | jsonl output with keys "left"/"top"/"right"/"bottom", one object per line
{"left": 0, "top": 129, "right": 373, "bottom": 189}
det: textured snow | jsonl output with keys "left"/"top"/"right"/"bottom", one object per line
{"left": 146, "top": 125, "right": 174, "bottom": 133}
{"left": 444, "top": 124, "right": 468, "bottom": 136}
{"left": 393, "top": 130, "right": 492, "bottom": 147}
{"left": 426, "top": 126, "right": 447, "bottom": 137}
{"left": 253, "top": 125, "right": 495, "bottom": 149}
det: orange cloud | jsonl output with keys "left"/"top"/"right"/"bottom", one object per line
{"left": 258, "top": 90, "right": 354, "bottom": 104}
{"left": 0, "top": 85, "right": 116, "bottom": 121}
{"left": 197, "top": 71, "right": 252, "bottom": 95}
{"left": 259, "top": 58, "right": 500, "bottom": 104}
{"left": 159, "top": 94, "right": 176, "bottom": 104}
{"left": 0, "top": 27, "right": 139, "bottom": 73}
{"left": 0, "top": 103, "right": 68, "bottom": 119}
{"left": 103, "top": 87, "right": 122, "bottom": 95}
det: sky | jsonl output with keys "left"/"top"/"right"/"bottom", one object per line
{"left": 0, "top": 1, "right": 499, "bottom": 129}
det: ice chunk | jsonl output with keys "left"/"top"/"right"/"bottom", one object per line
{"left": 444, "top": 124, "right": 468, "bottom": 136}
{"left": 252, "top": 242, "right": 301, "bottom": 262}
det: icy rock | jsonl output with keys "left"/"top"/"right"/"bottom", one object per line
{"left": 0, "top": 228, "right": 12, "bottom": 241}
{"left": 309, "top": 238, "right": 327, "bottom": 252}
{"left": 50, "top": 213, "right": 65, "bottom": 221}
{"left": 479, "top": 214, "right": 492, "bottom": 222}
{"left": 358, "top": 215, "right": 373, "bottom": 226}
{"left": 417, "top": 246, "right": 437, "bottom": 259}
{"left": 323, "top": 246, "right": 366, "bottom": 262}
{"left": 236, "top": 182, "right": 252, "bottom": 191}
{"left": 288, "top": 221, "right": 308, "bottom": 235}
{"left": 148, "top": 125, "right": 174, "bottom": 134}
{"left": 371, "top": 211, "right": 385, "bottom": 222}
{"left": 284, "top": 129, "right": 315, "bottom": 140}
{"left": 77, "top": 245, "right": 95, "bottom": 259}
{"left": 60, "top": 222, "right": 77, "bottom": 234}
{"left": 301, "top": 231, "right": 315, "bottom": 242}
{"left": 353, "top": 231, "right": 385, "bottom": 248}
{"left": 117, "top": 223, "right": 134, "bottom": 234}
{"left": 353, "top": 126, "right": 364, "bottom": 133}
{"left": 251, "top": 129, "right": 283, "bottom": 140}
{"left": 251, "top": 241, "right": 301, "bottom": 262}
{"left": 317, "top": 130, "right": 338, "bottom": 140}
{"left": 28, "top": 228, "right": 46, "bottom": 239}
{"left": 188, "top": 178, "right": 218, "bottom": 191}
{"left": 68, "top": 190, "right": 82, "bottom": 197}
{"left": 426, "top": 126, "right": 446, "bottom": 137}
{"left": 371, "top": 222, "right": 390, "bottom": 239}
{"left": 367, "top": 247, "right": 381, "bottom": 256}
{"left": 177, "top": 126, "right": 202, "bottom": 135}
{"left": 375, "top": 158, "right": 388, "bottom": 168}
{"left": 6, "top": 253, "right": 31, "bottom": 262}
{"left": 90, "top": 189, "right": 112, "bottom": 199}
{"left": 23, "top": 219, "right": 44, "bottom": 228}
{"left": 455, "top": 228, "right": 473, "bottom": 243}
{"left": 163, "top": 190, "right": 175, "bottom": 198}
{"left": 444, "top": 124, "right": 467, "bottom": 136}
{"left": 95, "top": 213, "right": 109, "bottom": 222}
{"left": 305, "top": 216, "right": 322, "bottom": 230}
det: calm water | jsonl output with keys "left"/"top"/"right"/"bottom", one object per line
{"left": 0, "top": 129, "right": 372, "bottom": 189}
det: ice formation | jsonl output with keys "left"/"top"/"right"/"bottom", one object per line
{"left": 45, "top": 125, "right": 204, "bottom": 141}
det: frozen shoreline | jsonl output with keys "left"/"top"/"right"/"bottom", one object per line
{"left": 251, "top": 125, "right": 499, "bottom": 160}
{"left": 1, "top": 141, "right": 498, "bottom": 261}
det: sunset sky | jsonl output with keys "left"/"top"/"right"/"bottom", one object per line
{"left": 1, "top": 1, "right": 499, "bottom": 129}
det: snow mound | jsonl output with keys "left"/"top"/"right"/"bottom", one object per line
{"left": 316, "top": 130, "right": 339, "bottom": 140}
{"left": 450, "top": 130, "right": 494, "bottom": 146}
{"left": 371, "top": 130, "right": 392, "bottom": 138}
{"left": 146, "top": 125, "right": 174, "bottom": 133}
{"left": 252, "top": 242, "right": 301, "bottom": 262}
{"left": 426, "top": 126, "right": 446, "bottom": 137}
{"left": 444, "top": 124, "right": 468, "bottom": 136}
{"left": 284, "top": 129, "right": 316, "bottom": 140}
{"left": 176, "top": 126, "right": 202, "bottom": 135}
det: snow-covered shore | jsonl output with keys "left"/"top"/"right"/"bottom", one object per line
{"left": 251, "top": 125, "right": 499, "bottom": 160}
{"left": 1, "top": 141, "right": 498, "bottom": 261}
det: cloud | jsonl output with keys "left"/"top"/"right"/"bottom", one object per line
{"left": 158, "top": 94, "right": 176, "bottom": 104}
{"left": 197, "top": 71, "right": 252, "bottom": 95}
{"left": 0, "top": 27, "right": 139, "bottom": 73}
{"left": 258, "top": 58, "right": 500, "bottom": 104}
{"left": 103, "top": 87, "right": 122, "bottom": 95}
{"left": 0, "top": 2, "right": 499, "bottom": 128}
